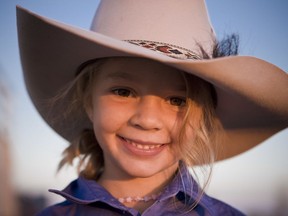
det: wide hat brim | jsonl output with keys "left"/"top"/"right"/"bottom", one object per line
{"left": 17, "top": 6, "right": 288, "bottom": 161}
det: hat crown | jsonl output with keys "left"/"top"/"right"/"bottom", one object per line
{"left": 91, "top": 0, "right": 215, "bottom": 55}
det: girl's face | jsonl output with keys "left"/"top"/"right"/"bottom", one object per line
{"left": 86, "top": 58, "right": 189, "bottom": 179}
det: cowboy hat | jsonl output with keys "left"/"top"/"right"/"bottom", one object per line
{"left": 16, "top": 0, "right": 288, "bottom": 161}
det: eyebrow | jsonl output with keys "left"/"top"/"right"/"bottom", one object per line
{"left": 104, "top": 71, "right": 137, "bottom": 81}
{"left": 175, "top": 85, "right": 187, "bottom": 92}
{"left": 104, "top": 71, "right": 187, "bottom": 92}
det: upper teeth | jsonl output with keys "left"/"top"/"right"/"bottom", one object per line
{"left": 131, "top": 143, "right": 162, "bottom": 150}
{"left": 124, "top": 138, "right": 162, "bottom": 150}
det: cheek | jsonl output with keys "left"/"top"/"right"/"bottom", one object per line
{"left": 172, "top": 107, "right": 203, "bottom": 147}
{"left": 91, "top": 96, "right": 129, "bottom": 132}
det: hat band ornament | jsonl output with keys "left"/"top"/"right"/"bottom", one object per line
{"left": 126, "top": 40, "right": 202, "bottom": 60}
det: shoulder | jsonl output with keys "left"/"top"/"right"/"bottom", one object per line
{"left": 36, "top": 200, "right": 105, "bottom": 216}
{"left": 36, "top": 200, "right": 76, "bottom": 216}
{"left": 202, "top": 194, "right": 246, "bottom": 216}
{"left": 36, "top": 177, "right": 129, "bottom": 215}
{"left": 169, "top": 164, "right": 246, "bottom": 215}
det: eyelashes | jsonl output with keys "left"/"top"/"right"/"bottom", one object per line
{"left": 111, "top": 88, "right": 134, "bottom": 97}
{"left": 111, "top": 87, "right": 186, "bottom": 107}
{"left": 169, "top": 97, "right": 186, "bottom": 107}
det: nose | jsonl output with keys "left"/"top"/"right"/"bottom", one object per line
{"left": 129, "top": 96, "right": 164, "bottom": 131}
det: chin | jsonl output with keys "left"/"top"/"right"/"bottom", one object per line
{"left": 120, "top": 160, "right": 179, "bottom": 179}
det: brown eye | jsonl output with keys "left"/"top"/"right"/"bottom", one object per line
{"left": 112, "top": 88, "right": 132, "bottom": 97}
{"left": 169, "top": 97, "right": 186, "bottom": 106}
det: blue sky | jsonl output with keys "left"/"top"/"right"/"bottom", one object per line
{"left": 1, "top": 0, "right": 288, "bottom": 214}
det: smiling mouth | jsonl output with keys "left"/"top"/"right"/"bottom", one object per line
{"left": 119, "top": 136, "right": 164, "bottom": 150}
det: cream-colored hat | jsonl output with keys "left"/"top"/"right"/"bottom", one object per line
{"left": 16, "top": 0, "right": 288, "bottom": 161}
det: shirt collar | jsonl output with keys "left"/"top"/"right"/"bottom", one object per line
{"left": 49, "top": 163, "right": 210, "bottom": 210}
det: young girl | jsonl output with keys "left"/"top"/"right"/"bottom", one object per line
{"left": 17, "top": 0, "right": 288, "bottom": 215}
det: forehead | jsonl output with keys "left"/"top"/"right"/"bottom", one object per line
{"left": 95, "top": 57, "right": 186, "bottom": 89}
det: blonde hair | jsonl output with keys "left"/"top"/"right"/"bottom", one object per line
{"left": 174, "top": 72, "right": 223, "bottom": 209}
{"left": 56, "top": 59, "right": 106, "bottom": 179}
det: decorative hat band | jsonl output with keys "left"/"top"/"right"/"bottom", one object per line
{"left": 125, "top": 40, "right": 202, "bottom": 60}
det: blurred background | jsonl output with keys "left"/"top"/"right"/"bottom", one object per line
{"left": 0, "top": 0, "right": 287, "bottom": 215}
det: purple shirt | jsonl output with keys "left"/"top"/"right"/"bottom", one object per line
{"left": 37, "top": 165, "right": 245, "bottom": 216}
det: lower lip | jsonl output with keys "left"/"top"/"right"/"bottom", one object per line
{"left": 118, "top": 136, "right": 166, "bottom": 157}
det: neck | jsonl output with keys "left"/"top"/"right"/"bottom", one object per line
{"left": 97, "top": 163, "right": 179, "bottom": 212}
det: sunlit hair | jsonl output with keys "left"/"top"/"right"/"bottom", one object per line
{"left": 173, "top": 72, "right": 223, "bottom": 210}
{"left": 56, "top": 34, "right": 239, "bottom": 209}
